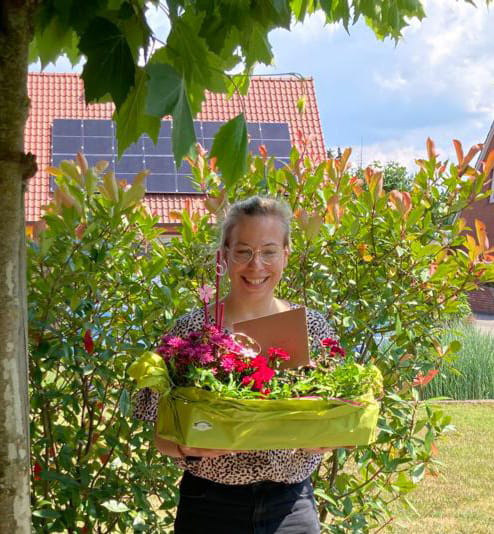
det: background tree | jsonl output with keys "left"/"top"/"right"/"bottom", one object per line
{"left": 1, "top": 1, "right": 491, "bottom": 531}
{"left": 356, "top": 160, "right": 413, "bottom": 192}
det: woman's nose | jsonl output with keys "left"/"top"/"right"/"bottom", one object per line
{"left": 248, "top": 250, "right": 264, "bottom": 267}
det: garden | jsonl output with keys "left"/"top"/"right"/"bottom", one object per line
{"left": 27, "top": 140, "right": 494, "bottom": 532}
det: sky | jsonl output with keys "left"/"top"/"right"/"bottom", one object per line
{"left": 31, "top": 0, "right": 494, "bottom": 171}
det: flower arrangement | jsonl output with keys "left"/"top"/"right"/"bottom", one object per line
{"left": 155, "top": 322, "right": 383, "bottom": 402}
{"left": 129, "top": 254, "right": 383, "bottom": 450}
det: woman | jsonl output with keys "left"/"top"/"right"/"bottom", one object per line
{"left": 134, "top": 196, "right": 335, "bottom": 533}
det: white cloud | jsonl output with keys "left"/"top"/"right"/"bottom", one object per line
{"left": 373, "top": 71, "right": 407, "bottom": 90}
{"left": 287, "top": 11, "right": 341, "bottom": 43}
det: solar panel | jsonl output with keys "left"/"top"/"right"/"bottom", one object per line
{"left": 52, "top": 119, "right": 292, "bottom": 193}
{"left": 260, "top": 122, "right": 290, "bottom": 140}
{"left": 146, "top": 174, "right": 176, "bottom": 193}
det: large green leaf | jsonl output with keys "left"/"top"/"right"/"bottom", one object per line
{"left": 79, "top": 17, "right": 135, "bottom": 109}
{"left": 243, "top": 22, "right": 273, "bottom": 68}
{"left": 210, "top": 114, "right": 248, "bottom": 188}
{"left": 171, "top": 84, "right": 196, "bottom": 166}
{"left": 114, "top": 68, "right": 160, "bottom": 158}
{"left": 165, "top": 11, "right": 227, "bottom": 94}
{"left": 31, "top": 16, "right": 76, "bottom": 68}
{"left": 145, "top": 63, "right": 183, "bottom": 117}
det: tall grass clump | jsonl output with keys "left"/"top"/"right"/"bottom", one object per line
{"left": 423, "top": 321, "right": 494, "bottom": 400}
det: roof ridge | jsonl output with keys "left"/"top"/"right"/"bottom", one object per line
{"left": 27, "top": 72, "right": 314, "bottom": 82}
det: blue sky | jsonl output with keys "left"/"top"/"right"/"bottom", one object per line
{"left": 31, "top": 0, "right": 494, "bottom": 171}
{"left": 255, "top": 0, "right": 494, "bottom": 170}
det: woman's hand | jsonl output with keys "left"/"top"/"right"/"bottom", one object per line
{"left": 154, "top": 435, "right": 242, "bottom": 458}
{"left": 177, "top": 445, "right": 234, "bottom": 458}
{"left": 304, "top": 446, "right": 356, "bottom": 454}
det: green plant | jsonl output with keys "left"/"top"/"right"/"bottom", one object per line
{"left": 29, "top": 158, "right": 185, "bottom": 532}
{"left": 423, "top": 321, "right": 494, "bottom": 400}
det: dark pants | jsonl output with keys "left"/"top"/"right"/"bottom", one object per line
{"left": 174, "top": 471, "right": 320, "bottom": 534}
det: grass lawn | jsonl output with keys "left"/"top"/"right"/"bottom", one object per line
{"left": 388, "top": 402, "right": 494, "bottom": 534}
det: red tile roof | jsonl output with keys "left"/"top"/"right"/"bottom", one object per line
{"left": 468, "top": 286, "right": 494, "bottom": 315}
{"left": 25, "top": 73, "right": 326, "bottom": 223}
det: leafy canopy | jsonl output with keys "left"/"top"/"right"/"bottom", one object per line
{"left": 28, "top": 0, "right": 436, "bottom": 185}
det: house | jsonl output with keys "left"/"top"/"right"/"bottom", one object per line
{"left": 460, "top": 120, "right": 494, "bottom": 318}
{"left": 25, "top": 73, "right": 326, "bottom": 236}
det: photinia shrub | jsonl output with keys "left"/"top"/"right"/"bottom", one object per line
{"left": 29, "top": 138, "right": 494, "bottom": 532}
{"left": 29, "top": 157, "right": 185, "bottom": 532}
{"left": 176, "top": 137, "right": 494, "bottom": 532}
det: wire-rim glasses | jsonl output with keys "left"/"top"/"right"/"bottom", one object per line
{"left": 225, "top": 245, "right": 285, "bottom": 265}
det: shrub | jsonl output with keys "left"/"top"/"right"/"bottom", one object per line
{"left": 29, "top": 139, "right": 494, "bottom": 533}
{"left": 29, "top": 160, "right": 184, "bottom": 532}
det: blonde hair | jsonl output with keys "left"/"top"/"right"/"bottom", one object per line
{"left": 220, "top": 196, "right": 292, "bottom": 248}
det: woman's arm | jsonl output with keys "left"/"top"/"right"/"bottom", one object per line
{"left": 154, "top": 434, "right": 184, "bottom": 457}
{"left": 154, "top": 434, "right": 235, "bottom": 458}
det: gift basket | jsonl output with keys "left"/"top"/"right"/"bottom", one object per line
{"left": 129, "top": 254, "right": 382, "bottom": 450}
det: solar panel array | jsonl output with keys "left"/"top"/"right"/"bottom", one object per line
{"left": 51, "top": 119, "right": 291, "bottom": 193}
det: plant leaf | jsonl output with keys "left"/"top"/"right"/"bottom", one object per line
{"left": 101, "top": 500, "right": 129, "bottom": 513}
{"left": 79, "top": 17, "right": 135, "bottom": 109}
{"left": 114, "top": 67, "right": 160, "bottom": 158}
{"left": 210, "top": 114, "right": 248, "bottom": 188}
{"left": 146, "top": 63, "right": 183, "bottom": 117}
{"left": 171, "top": 84, "right": 196, "bottom": 166}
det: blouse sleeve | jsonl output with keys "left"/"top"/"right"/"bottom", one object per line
{"left": 306, "top": 308, "right": 336, "bottom": 350}
{"left": 132, "top": 314, "right": 191, "bottom": 422}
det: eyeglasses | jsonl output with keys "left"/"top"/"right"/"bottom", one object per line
{"left": 225, "top": 245, "right": 285, "bottom": 265}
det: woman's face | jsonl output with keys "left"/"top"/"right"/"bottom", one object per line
{"left": 224, "top": 215, "right": 288, "bottom": 301}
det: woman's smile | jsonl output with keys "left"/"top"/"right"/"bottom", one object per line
{"left": 241, "top": 275, "right": 270, "bottom": 288}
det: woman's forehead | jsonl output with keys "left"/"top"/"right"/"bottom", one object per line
{"left": 229, "top": 215, "right": 285, "bottom": 243}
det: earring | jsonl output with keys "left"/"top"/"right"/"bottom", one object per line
{"left": 215, "top": 260, "right": 227, "bottom": 276}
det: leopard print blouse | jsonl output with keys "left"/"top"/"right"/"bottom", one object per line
{"left": 133, "top": 304, "right": 335, "bottom": 485}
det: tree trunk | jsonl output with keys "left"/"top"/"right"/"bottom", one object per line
{"left": 0, "top": 2, "right": 36, "bottom": 532}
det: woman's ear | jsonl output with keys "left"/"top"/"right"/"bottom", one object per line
{"left": 283, "top": 246, "right": 290, "bottom": 268}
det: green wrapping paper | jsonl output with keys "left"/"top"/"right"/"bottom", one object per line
{"left": 129, "top": 352, "right": 380, "bottom": 450}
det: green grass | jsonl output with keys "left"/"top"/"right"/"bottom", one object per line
{"left": 388, "top": 403, "right": 494, "bottom": 534}
{"left": 423, "top": 322, "right": 494, "bottom": 400}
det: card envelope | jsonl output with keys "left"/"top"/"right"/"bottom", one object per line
{"left": 233, "top": 307, "right": 310, "bottom": 368}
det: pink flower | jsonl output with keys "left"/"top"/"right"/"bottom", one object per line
{"left": 199, "top": 285, "right": 214, "bottom": 304}
{"left": 167, "top": 337, "right": 187, "bottom": 350}
{"left": 220, "top": 353, "right": 237, "bottom": 372}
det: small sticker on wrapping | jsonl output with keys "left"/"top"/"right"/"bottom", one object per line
{"left": 193, "top": 420, "right": 213, "bottom": 431}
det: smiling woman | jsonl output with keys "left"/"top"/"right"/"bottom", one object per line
{"left": 133, "top": 196, "right": 336, "bottom": 534}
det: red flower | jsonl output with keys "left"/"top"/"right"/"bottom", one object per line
{"left": 267, "top": 347, "right": 291, "bottom": 363}
{"left": 321, "top": 337, "right": 338, "bottom": 347}
{"left": 250, "top": 355, "right": 270, "bottom": 370}
{"left": 83, "top": 330, "right": 94, "bottom": 354}
{"left": 413, "top": 369, "right": 439, "bottom": 387}
{"left": 234, "top": 359, "right": 249, "bottom": 373}
{"left": 242, "top": 365, "right": 275, "bottom": 391}
{"left": 33, "top": 462, "right": 42, "bottom": 481}
{"left": 321, "top": 337, "right": 345, "bottom": 357}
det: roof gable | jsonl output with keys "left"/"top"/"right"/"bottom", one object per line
{"left": 25, "top": 73, "right": 326, "bottom": 223}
